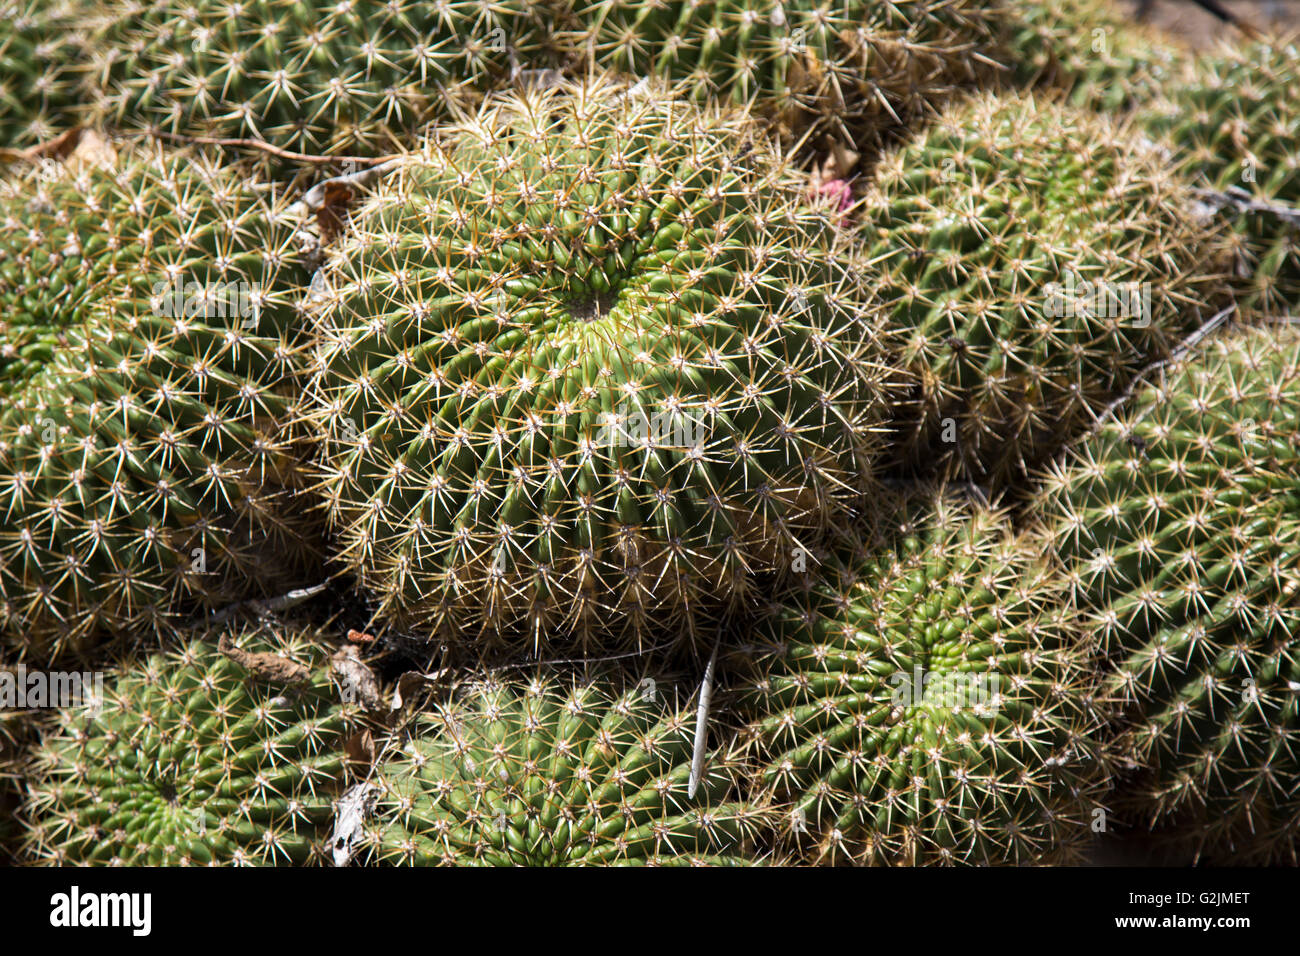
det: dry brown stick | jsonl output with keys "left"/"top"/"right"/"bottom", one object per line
{"left": 687, "top": 639, "right": 720, "bottom": 799}
{"left": 0, "top": 127, "right": 88, "bottom": 164}
{"left": 153, "top": 130, "right": 395, "bottom": 166}
{"left": 1085, "top": 303, "right": 1237, "bottom": 438}
{"left": 200, "top": 582, "right": 330, "bottom": 626}
{"left": 1194, "top": 186, "right": 1300, "bottom": 229}
{"left": 217, "top": 634, "right": 312, "bottom": 685}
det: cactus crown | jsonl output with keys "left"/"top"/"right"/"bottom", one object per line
{"left": 734, "top": 493, "right": 1103, "bottom": 865}
{"left": 308, "top": 78, "right": 889, "bottom": 655}
{"left": 366, "top": 671, "right": 764, "bottom": 865}
{"left": 23, "top": 626, "right": 359, "bottom": 865}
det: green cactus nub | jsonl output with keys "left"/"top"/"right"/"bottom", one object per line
{"left": 1038, "top": 326, "right": 1300, "bottom": 864}
{"left": 23, "top": 625, "right": 360, "bottom": 865}
{"left": 366, "top": 671, "right": 765, "bottom": 865}
{"left": 0, "top": 149, "right": 315, "bottom": 660}
{"left": 734, "top": 493, "right": 1104, "bottom": 865}
{"left": 864, "top": 92, "right": 1228, "bottom": 488}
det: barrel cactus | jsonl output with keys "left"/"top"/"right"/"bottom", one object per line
{"left": 863, "top": 92, "right": 1228, "bottom": 489}
{"left": 23, "top": 625, "right": 359, "bottom": 865}
{"left": 1142, "top": 39, "right": 1300, "bottom": 315}
{"left": 306, "top": 78, "right": 890, "bottom": 656}
{"left": 82, "top": 0, "right": 558, "bottom": 158}
{"left": 363, "top": 671, "right": 765, "bottom": 865}
{"left": 0, "top": 0, "right": 90, "bottom": 148}
{"left": 1037, "top": 326, "right": 1300, "bottom": 865}
{"left": 0, "top": 149, "right": 315, "bottom": 661}
{"left": 731, "top": 492, "right": 1104, "bottom": 865}
{"left": 998, "top": 0, "right": 1180, "bottom": 113}
{"left": 564, "top": 0, "right": 1005, "bottom": 155}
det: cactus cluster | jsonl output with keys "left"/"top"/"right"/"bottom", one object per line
{"left": 1143, "top": 40, "right": 1300, "bottom": 315}
{"left": 22, "top": 625, "right": 359, "bottom": 865}
{"left": 565, "top": 0, "right": 1005, "bottom": 154}
{"left": 0, "top": 149, "right": 315, "bottom": 661}
{"left": 732, "top": 493, "right": 1104, "bottom": 865}
{"left": 0, "top": 0, "right": 1296, "bottom": 871}
{"left": 1038, "top": 326, "right": 1300, "bottom": 864}
{"left": 863, "top": 92, "right": 1227, "bottom": 489}
{"left": 364, "top": 671, "right": 764, "bottom": 865}
{"left": 307, "top": 79, "right": 890, "bottom": 656}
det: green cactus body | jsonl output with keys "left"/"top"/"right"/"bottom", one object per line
{"left": 83, "top": 0, "right": 557, "bottom": 157}
{"left": 1037, "top": 326, "right": 1300, "bottom": 864}
{"left": 367, "top": 673, "right": 764, "bottom": 865}
{"left": 566, "top": 0, "right": 1005, "bottom": 154}
{"left": 307, "top": 79, "right": 890, "bottom": 655}
{"left": 733, "top": 493, "right": 1103, "bottom": 865}
{"left": 0, "top": 151, "right": 315, "bottom": 661}
{"left": 0, "top": 1, "right": 90, "bottom": 148}
{"left": 24, "top": 626, "right": 358, "bottom": 865}
{"left": 864, "top": 92, "right": 1227, "bottom": 489}
{"left": 999, "top": 0, "right": 1180, "bottom": 113}
{"left": 1142, "top": 40, "right": 1300, "bottom": 315}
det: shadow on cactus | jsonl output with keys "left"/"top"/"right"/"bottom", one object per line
{"left": 0, "top": 696, "right": 42, "bottom": 864}
{"left": 23, "top": 624, "right": 361, "bottom": 865}
{"left": 361, "top": 671, "right": 768, "bottom": 865}
{"left": 1037, "top": 325, "right": 1300, "bottom": 865}
{"left": 305, "top": 78, "right": 892, "bottom": 657}
{"left": 0, "top": 148, "right": 318, "bottom": 662}
{"left": 729, "top": 492, "right": 1105, "bottom": 865}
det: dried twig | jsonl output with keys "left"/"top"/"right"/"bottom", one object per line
{"left": 484, "top": 639, "right": 680, "bottom": 673}
{"left": 217, "top": 634, "right": 312, "bottom": 685}
{"left": 1193, "top": 186, "right": 1300, "bottom": 229}
{"left": 687, "top": 640, "right": 720, "bottom": 799}
{"left": 1085, "top": 304, "right": 1236, "bottom": 438}
{"left": 154, "top": 130, "right": 394, "bottom": 167}
{"left": 201, "top": 582, "right": 330, "bottom": 626}
{"left": 0, "top": 127, "right": 88, "bottom": 164}
{"left": 297, "top": 158, "right": 402, "bottom": 212}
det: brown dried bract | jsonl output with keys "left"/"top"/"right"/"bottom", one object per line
{"left": 217, "top": 634, "right": 312, "bottom": 685}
